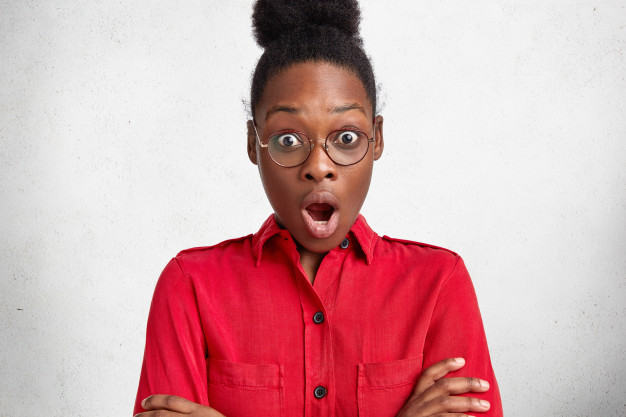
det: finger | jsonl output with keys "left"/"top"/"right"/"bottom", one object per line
{"left": 420, "top": 376, "right": 489, "bottom": 403}
{"left": 141, "top": 395, "right": 201, "bottom": 413}
{"left": 413, "top": 357, "right": 466, "bottom": 395}
{"left": 135, "top": 411, "right": 186, "bottom": 417}
{"left": 419, "top": 395, "right": 490, "bottom": 415}
{"left": 429, "top": 414, "right": 470, "bottom": 417}
{"left": 401, "top": 412, "right": 474, "bottom": 417}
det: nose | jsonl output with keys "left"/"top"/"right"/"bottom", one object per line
{"left": 300, "top": 139, "right": 337, "bottom": 182}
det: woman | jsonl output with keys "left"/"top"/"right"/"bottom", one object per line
{"left": 134, "top": 1, "right": 502, "bottom": 416}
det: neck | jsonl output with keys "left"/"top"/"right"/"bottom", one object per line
{"left": 297, "top": 245, "right": 327, "bottom": 284}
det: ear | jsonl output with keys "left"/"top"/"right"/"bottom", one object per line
{"left": 247, "top": 120, "right": 258, "bottom": 165}
{"left": 373, "top": 115, "right": 384, "bottom": 160}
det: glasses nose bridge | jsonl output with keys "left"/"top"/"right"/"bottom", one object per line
{"left": 304, "top": 134, "right": 332, "bottom": 162}
{"left": 301, "top": 133, "right": 336, "bottom": 171}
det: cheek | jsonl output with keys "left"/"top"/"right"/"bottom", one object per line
{"left": 341, "top": 165, "right": 374, "bottom": 212}
{"left": 258, "top": 159, "right": 298, "bottom": 206}
{"left": 355, "top": 162, "right": 374, "bottom": 191}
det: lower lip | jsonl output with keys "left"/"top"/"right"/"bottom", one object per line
{"left": 302, "top": 208, "right": 340, "bottom": 239}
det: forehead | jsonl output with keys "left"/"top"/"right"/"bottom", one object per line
{"left": 255, "top": 62, "right": 373, "bottom": 122}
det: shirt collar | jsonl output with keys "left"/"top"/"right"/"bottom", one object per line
{"left": 252, "top": 214, "right": 378, "bottom": 266}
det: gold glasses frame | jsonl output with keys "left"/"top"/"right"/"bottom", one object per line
{"left": 253, "top": 123, "right": 375, "bottom": 168}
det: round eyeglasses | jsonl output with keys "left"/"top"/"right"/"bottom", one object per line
{"left": 254, "top": 124, "right": 375, "bottom": 168}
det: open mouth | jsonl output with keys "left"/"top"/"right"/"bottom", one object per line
{"left": 306, "top": 203, "right": 334, "bottom": 224}
{"left": 300, "top": 192, "right": 340, "bottom": 239}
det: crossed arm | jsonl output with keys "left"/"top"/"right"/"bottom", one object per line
{"left": 135, "top": 357, "right": 492, "bottom": 417}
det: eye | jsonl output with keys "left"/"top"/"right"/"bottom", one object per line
{"left": 332, "top": 130, "right": 362, "bottom": 148}
{"left": 271, "top": 133, "right": 304, "bottom": 149}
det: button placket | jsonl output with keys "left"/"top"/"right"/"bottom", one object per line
{"left": 291, "top": 247, "right": 336, "bottom": 416}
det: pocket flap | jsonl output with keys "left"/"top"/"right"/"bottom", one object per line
{"left": 358, "top": 355, "right": 423, "bottom": 388}
{"left": 207, "top": 358, "right": 282, "bottom": 388}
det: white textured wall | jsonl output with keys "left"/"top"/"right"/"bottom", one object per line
{"left": 1, "top": 1, "right": 624, "bottom": 416}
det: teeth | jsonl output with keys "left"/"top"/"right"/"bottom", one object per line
{"left": 314, "top": 221, "right": 328, "bottom": 225}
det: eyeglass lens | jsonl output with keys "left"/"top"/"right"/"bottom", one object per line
{"left": 266, "top": 129, "right": 370, "bottom": 167}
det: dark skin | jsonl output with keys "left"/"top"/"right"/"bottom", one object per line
{"left": 135, "top": 62, "right": 491, "bottom": 417}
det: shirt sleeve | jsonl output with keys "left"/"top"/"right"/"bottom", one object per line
{"left": 133, "top": 258, "right": 209, "bottom": 415}
{"left": 421, "top": 256, "right": 503, "bottom": 416}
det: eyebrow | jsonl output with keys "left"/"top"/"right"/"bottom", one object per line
{"left": 265, "top": 105, "right": 300, "bottom": 120}
{"left": 330, "top": 102, "right": 367, "bottom": 115}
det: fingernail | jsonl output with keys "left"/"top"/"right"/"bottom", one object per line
{"left": 454, "top": 357, "right": 465, "bottom": 364}
{"left": 141, "top": 397, "right": 147, "bottom": 407}
{"left": 480, "top": 379, "right": 490, "bottom": 389}
{"left": 479, "top": 399, "right": 490, "bottom": 409}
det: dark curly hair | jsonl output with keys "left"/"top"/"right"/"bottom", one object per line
{"left": 250, "top": 0, "right": 377, "bottom": 119}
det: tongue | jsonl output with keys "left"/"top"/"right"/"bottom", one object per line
{"left": 306, "top": 203, "right": 334, "bottom": 221}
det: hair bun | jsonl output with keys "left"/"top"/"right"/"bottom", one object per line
{"left": 252, "top": 0, "right": 362, "bottom": 49}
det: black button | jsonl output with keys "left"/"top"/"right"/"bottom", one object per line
{"left": 314, "top": 385, "right": 327, "bottom": 399}
{"left": 313, "top": 311, "right": 324, "bottom": 324}
{"left": 340, "top": 238, "right": 349, "bottom": 249}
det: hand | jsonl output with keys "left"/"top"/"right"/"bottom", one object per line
{"left": 135, "top": 395, "right": 226, "bottom": 417}
{"left": 395, "top": 357, "right": 491, "bottom": 417}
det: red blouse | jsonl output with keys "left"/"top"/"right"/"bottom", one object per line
{"left": 134, "top": 215, "right": 502, "bottom": 416}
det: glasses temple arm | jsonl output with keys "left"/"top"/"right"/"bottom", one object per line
{"left": 253, "top": 122, "right": 269, "bottom": 148}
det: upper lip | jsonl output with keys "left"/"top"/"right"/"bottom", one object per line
{"left": 300, "top": 190, "right": 339, "bottom": 211}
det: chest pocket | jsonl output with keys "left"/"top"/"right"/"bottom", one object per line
{"left": 206, "top": 358, "right": 284, "bottom": 417}
{"left": 357, "top": 355, "right": 423, "bottom": 417}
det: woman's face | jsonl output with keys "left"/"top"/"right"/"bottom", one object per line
{"left": 248, "top": 61, "right": 384, "bottom": 253}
